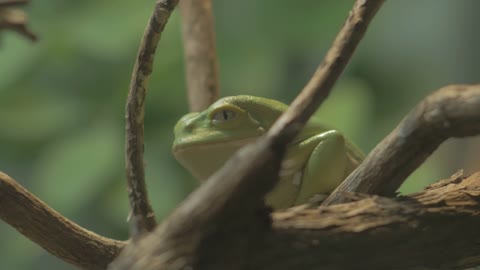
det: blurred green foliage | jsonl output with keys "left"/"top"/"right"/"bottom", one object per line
{"left": 1, "top": 1, "right": 479, "bottom": 269}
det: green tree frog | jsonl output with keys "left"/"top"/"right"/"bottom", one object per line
{"left": 172, "top": 96, "right": 364, "bottom": 209}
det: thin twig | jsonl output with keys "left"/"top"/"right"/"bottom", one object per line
{"left": 0, "top": 172, "right": 125, "bottom": 270}
{"left": 0, "top": 0, "right": 28, "bottom": 7}
{"left": 0, "top": 0, "right": 37, "bottom": 41}
{"left": 125, "top": 0, "right": 179, "bottom": 236}
{"left": 323, "top": 84, "right": 480, "bottom": 205}
{"left": 180, "top": 0, "right": 220, "bottom": 112}
{"left": 268, "top": 0, "right": 384, "bottom": 142}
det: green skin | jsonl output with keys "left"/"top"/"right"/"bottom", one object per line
{"left": 172, "top": 95, "right": 364, "bottom": 209}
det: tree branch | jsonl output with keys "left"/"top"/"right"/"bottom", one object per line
{"left": 0, "top": 0, "right": 37, "bottom": 41}
{"left": 257, "top": 172, "right": 480, "bottom": 270}
{"left": 0, "top": 0, "right": 28, "bottom": 7}
{"left": 0, "top": 172, "right": 125, "bottom": 270}
{"left": 323, "top": 84, "right": 480, "bottom": 205}
{"left": 180, "top": 0, "right": 220, "bottom": 112}
{"left": 268, "top": 0, "right": 384, "bottom": 142}
{"left": 125, "top": 0, "right": 178, "bottom": 236}
{"left": 110, "top": 172, "right": 480, "bottom": 270}
{"left": 110, "top": 1, "right": 385, "bottom": 269}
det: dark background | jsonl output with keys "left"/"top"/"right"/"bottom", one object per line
{"left": 1, "top": 1, "right": 479, "bottom": 269}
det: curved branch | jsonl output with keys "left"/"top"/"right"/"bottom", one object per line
{"left": 180, "top": 0, "right": 220, "bottom": 111}
{"left": 0, "top": 172, "right": 125, "bottom": 270}
{"left": 323, "top": 84, "right": 480, "bottom": 205}
{"left": 125, "top": 0, "right": 178, "bottom": 236}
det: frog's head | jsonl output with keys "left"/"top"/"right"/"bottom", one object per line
{"left": 172, "top": 95, "right": 287, "bottom": 180}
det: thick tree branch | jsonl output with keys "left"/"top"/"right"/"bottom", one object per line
{"left": 0, "top": 172, "right": 125, "bottom": 270}
{"left": 125, "top": 0, "right": 178, "bottom": 236}
{"left": 180, "top": 0, "right": 220, "bottom": 111}
{"left": 110, "top": 1, "right": 384, "bottom": 269}
{"left": 323, "top": 84, "right": 480, "bottom": 205}
{"left": 110, "top": 172, "right": 480, "bottom": 270}
{"left": 258, "top": 172, "right": 480, "bottom": 270}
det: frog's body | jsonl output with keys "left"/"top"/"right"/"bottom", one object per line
{"left": 172, "top": 95, "right": 364, "bottom": 209}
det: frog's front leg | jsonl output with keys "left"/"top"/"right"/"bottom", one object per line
{"left": 294, "top": 130, "right": 348, "bottom": 204}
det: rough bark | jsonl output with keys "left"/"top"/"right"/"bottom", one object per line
{"left": 109, "top": 172, "right": 480, "bottom": 270}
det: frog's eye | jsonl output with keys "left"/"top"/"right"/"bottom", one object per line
{"left": 212, "top": 109, "right": 237, "bottom": 122}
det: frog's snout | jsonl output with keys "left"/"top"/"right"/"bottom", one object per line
{"left": 175, "top": 112, "right": 200, "bottom": 134}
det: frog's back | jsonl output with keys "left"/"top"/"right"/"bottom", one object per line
{"left": 225, "top": 95, "right": 288, "bottom": 127}
{"left": 227, "top": 95, "right": 365, "bottom": 166}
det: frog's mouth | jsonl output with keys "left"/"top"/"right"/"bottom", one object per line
{"left": 172, "top": 137, "right": 258, "bottom": 154}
